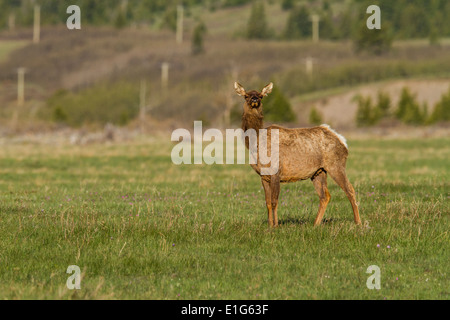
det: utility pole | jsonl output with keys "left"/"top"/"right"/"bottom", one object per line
{"left": 311, "top": 14, "right": 320, "bottom": 43}
{"left": 176, "top": 5, "right": 184, "bottom": 44}
{"left": 33, "top": 5, "right": 40, "bottom": 44}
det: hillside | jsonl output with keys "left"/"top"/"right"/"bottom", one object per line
{"left": 0, "top": 1, "right": 450, "bottom": 131}
{"left": 293, "top": 78, "right": 450, "bottom": 128}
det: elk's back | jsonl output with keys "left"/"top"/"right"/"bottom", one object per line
{"left": 256, "top": 125, "right": 348, "bottom": 182}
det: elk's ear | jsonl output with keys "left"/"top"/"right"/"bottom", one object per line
{"left": 261, "top": 82, "right": 273, "bottom": 97}
{"left": 234, "top": 82, "right": 246, "bottom": 96}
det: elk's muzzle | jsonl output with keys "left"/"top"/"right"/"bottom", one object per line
{"left": 251, "top": 98, "right": 260, "bottom": 108}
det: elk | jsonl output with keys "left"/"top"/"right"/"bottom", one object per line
{"left": 234, "top": 82, "right": 361, "bottom": 227}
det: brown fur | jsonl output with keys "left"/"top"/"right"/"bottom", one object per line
{"left": 235, "top": 82, "right": 361, "bottom": 227}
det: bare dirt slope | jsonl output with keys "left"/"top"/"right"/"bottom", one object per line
{"left": 293, "top": 79, "right": 450, "bottom": 128}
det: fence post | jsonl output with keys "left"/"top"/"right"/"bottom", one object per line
{"left": 17, "top": 68, "right": 26, "bottom": 106}
{"left": 176, "top": 5, "right": 184, "bottom": 44}
{"left": 33, "top": 5, "right": 40, "bottom": 44}
{"left": 311, "top": 14, "right": 320, "bottom": 43}
{"left": 161, "top": 62, "right": 170, "bottom": 91}
{"left": 305, "top": 57, "right": 314, "bottom": 76}
{"left": 140, "top": 79, "right": 147, "bottom": 132}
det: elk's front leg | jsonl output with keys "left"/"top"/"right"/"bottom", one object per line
{"left": 261, "top": 179, "right": 273, "bottom": 227}
{"left": 270, "top": 175, "right": 280, "bottom": 227}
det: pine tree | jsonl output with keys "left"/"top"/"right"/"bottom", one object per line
{"left": 396, "top": 87, "right": 425, "bottom": 125}
{"left": 319, "top": 12, "right": 336, "bottom": 40}
{"left": 429, "top": 87, "right": 450, "bottom": 123}
{"left": 353, "top": 20, "right": 393, "bottom": 55}
{"left": 376, "top": 91, "right": 391, "bottom": 117}
{"left": 114, "top": 10, "right": 127, "bottom": 29}
{"left": 162, "top": 6, "right": 177, "bottom": 31}
{"left": 263, "top": 85, "right": 296, "bottom": 122}
{"left": 192, "top": 21, "right": 207, "bottom": 55}
{"left": 281, "top": 0, "right": 294, "bottom": 11}
{"left": 247, "top": 2, "right": 269, "bottom": 39}
{"left": 284, "top": 6, "right": 311, "bottom": 39}
{"left": 354, "top": 95, "right": 374, "bottom": 127}
{"left": 396, "top": 88, "right": 415, "bottom": 121}
{"left": 399, "top": 4, "right": 430, "bottom": 38}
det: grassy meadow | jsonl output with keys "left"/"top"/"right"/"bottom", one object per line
{"left": 0, "top": 136, "right": 448, "bottom": 299}
{"left": 0, "top": 40, "right": 28, "bottom": 63}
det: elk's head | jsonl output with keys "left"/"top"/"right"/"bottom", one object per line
{"left": 234, "top": 82, "right": 273, "bottom": 109}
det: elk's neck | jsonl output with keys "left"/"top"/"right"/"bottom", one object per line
{"left": 241, "top": 106, "right": 264, "bottom": 132}
{"left": 241, "top": 105, "right": 264, "bottom": 150}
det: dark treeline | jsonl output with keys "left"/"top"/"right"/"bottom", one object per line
{"left": 1, "top": 0, "right": 449, "bottom": 40}
{"left": 0, "top": 0, "right": 252, "bottom": 28}
{"left": 281, "top": 0, "right": 450, "bottom": 41}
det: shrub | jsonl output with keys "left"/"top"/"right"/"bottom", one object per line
{"left": 162, "top": 6, "right": 177, "bottom": 31}
{"left": 319, "top": 12, "right": 338, "bottom": 40}
{"left": 114, "top": 10, "right": 127, "bottom": 29}
{"left": 353, "top": 88, "right": 438, "bottom": 127}
{"left": 44, "top": 82, "right": 139, "bottom": 127}
{"left": 376, "top": 91, "right": 391, "bottom": 117}
{"left": 284, "top": 6, "right": 311, "bottom": 39}
{"left": 396, "top": 87, "right": 425, "bottom": 125}
{"left": 353, "top": 20, "right": 393, "bottom": 55}
{"left": 223, "top": 0, "right": 252, "bottom": 7}
{"left": 309, "top": 106, "right": 323, "bottom": 125}
{"left": 354, "top": 94, "right": 375, "bottom": 127}
{"left": 263, "top": 85, "right": 296, "bottom": 123}
{"left": 192, "top": 20, "right": 207, "bottom": 55}
{"left": 429, "top": 86, "right": 450, "bottom": 123}
{"left": 280, "top": 57, "right": 450, "bottom": 98}
{"left": 281, "top": 0, "right": 295, "bottom": 11}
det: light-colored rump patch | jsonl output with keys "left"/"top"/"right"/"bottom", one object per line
{"left": 320, "top": 124, "right": 348, "bottom": 149}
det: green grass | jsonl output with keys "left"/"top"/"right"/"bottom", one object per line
{"left": 0, "top": 137, "right": 448, "bottom": 299}
{"left": 0, "top": 40, "right": 28, "bottom": 63}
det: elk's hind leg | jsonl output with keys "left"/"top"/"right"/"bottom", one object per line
{"left": 312, "top": 171, "right": 331, "bottom": 226}
{"left": 328, "top": 167, "right": 361, "bottom": 225}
